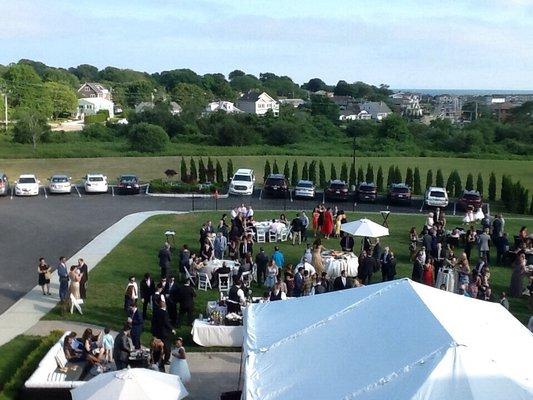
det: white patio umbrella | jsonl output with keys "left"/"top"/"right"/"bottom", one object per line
{"left": 71, "top": 368, "right": 188, "bottom": 400}
{"left": 340, "top": 218, "right": 389, "bottom": 238}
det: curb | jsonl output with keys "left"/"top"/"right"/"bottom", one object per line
{"left": 147, "top": 193, "right": 230, "bottom": 199}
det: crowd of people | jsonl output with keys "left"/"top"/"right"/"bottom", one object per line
{"left": 38, "top": 257, "right": 88, "bottom": 304}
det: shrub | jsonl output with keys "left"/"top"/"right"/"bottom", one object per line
{"left": 349, "top": 162, "right": 356, "bottom": 187}
{"left": 283, "top": 161, "right": 291, "bottom": 183}
{"left": 340, "top": 162, "right": 348, "bottom": 182}
{"left": 198, "top": 159, "right": 207, "bottom": 183}
{"left": 189, "top": 158, "right": 198, "bottom": 182}
{"left": 215, "top": 161, "right": 224, "bottom": 184}
{"left": 309, "top": 161, "right": 317, "bottom": 184}
{"left": 40, "top": 130, "right": 80, "bottom": 143}
{"left": 263, "top": 160, "right": 271, "bottom": 181}
{"left": 476, "top": 173, "right": 484, "bottom": 195}
{"left": 149, "top": 179, "right": 225, "bottom": 194}
{"left": 180, "top": 157, "right": 187, "bottom": 182}
{"left": 266, "top": 121, "right": 301, "bottom": 145}
{"left": 405, "top": 167, "right": 413, "bottom": 188}
{"left": 376, "top": 166, "right": 384, "bottom": 192}
{"left": 330, "top": 163, "right": 337, "bottom": 181}
{"left": 465, "top": 173, "right": 474, "bottom": 190}
{"left": 84, "top": 110, "right": 109, "bottom": 124}
{"left": 386, "top": 165, "right": 394, "bottom": 187}
{"left": 272, "top": 160, "right": 279, "bottom": 174}
{"left": 365, "top": 164, "right": 374, "bottom": 183}
{"left": 127, "top": 122, "right": 169, "bottom": 152}
{"left": 226, "top": 159, "right": 234, "bottom": 181}
{"left": 82, "top": 123, "right": 115, "bottom": 141}
{"left": 319, "top": 161, "right": 326, "bottom": 187}
{"left": 436, "top": 169, "right": 444, "bottom": 187}
{"left": 357, "top": 166, "right": 364, "bottom": 184}
{"left": 291, "top": 161, "right": 299, "bottom": 186}
{"left": 413, "top": 167, "right": 421, "bottom": 195}
{"left": 302, "top": 162, "right": 309, "bottom": 181}
{"left": 207, "top": 158, "right": 215, "bottom": 182}
{"left": 488, "top": 172, "right": 496, "bottom": 201}
{"left": 426, "top": 170, "right": 433, "bottom": 188}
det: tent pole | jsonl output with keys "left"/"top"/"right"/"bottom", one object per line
{"left": 237, "top": 347, "right": 244, "bottom": 390}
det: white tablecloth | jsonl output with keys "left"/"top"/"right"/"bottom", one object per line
{"left": 206, "top": 301, "right": 228, "bottom": 316}
{"left": 203, "top": 260, "right": 239, "bottom": 280}
{"left": 191, "top": 319, "right": 243, "bottom": 347}
{"left": 323, "top": 253, "right": 359, "bottom": 279}
{"left": 435, "top": 267, "right": 457, "bottom": 293}
{"left": 294, "top": 262, "right": 316, "bottom": 276}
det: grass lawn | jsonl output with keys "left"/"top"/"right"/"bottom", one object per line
{"left": 0, "top": 155, "right": 531, "bottom": 195}
{"left": 0, "top": 336, "right": 41, "bottom": 392}
{"left": 44, "top": 211, "right": 532, "bottom": 350}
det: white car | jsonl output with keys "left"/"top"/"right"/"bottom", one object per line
{"left": 84, "top": 173, "right": 108, "bottom": 193}
{"left": 15, "top": 174, "right": 40, "bottom": 196}
{"left": 49, "top": 175, "right": 72, "bottom": 194}
{"left": 425, "top": 186, "right": 449, "bottom": 207}
{"left": 294, "top": 180, "right": 316, "bottom": 199}
{"left": 229, "top": 169, "right": 255, "bottom": 195}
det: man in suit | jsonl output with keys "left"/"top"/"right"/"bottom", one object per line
{"left": 153, "top": 299, "right": 175, "bottom": 364}
{"left": 380, "top": 247, "right": 392, "bottom": 282}
{"left": 166, "top": 276, "right": 179, "bottom": 325}
{"left": 57, "top": 256, "right": 69, "bottom": 303}
{"left": 478, "top": 228, "right": 491, "bottom": 263}
{"left": 333, "top": 270, "right": 353, "bottom": 291}
{"left": 422, "top": 231, "right": 433, "bottom": 257}
{"left": 412, "top": 252, "right": 424, "bottom": 283}
{"left": 340, "top": 234, "right": 354, "bottom": 252}
{"left": 140, "top": 273, "right": 155, "bottom": 320}
{"left": 158, "top": 242, "right": 172, "bottom": 279}
{"left": 293, "top": 267, "right": 304, "bottom": 297}
{"left": 77, "top": 258, "right": 88, "bottom": 300}
{"left": 291, "top": 214, "right": 303, "bottom": 245}
{"left": 239, "top": 234, "right": 254, "bottom": 260}
{"left": 320, "top": 272, "right": 333, "bottom": 292}
{"left": 213, "top": 232, "right": 227, "bottom": 260}
{"left": 255, "top": 248, "right": 269, "bottom": 285}
{"left": 113, "top": 324, "right": 133, "bottom": 370}
{"left": 176, "top": 280, "right": 196, "bottom": 328}
{"left": 179, "top": 245, "right": 191, "bottom": 282}
{"left": 128, "top": 302, "right": 144, "bottom": 350}
{"left": 358, "top": 251, "right": 375, "bottom": 285}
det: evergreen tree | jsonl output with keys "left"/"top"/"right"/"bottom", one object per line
{"left": 445, "top": 171, "right": 454, "bottom": 193}
{"left": 319, "top": 161, "right": 326, "bottom": 187}
{"left": 309, "top": 161, "right": 317, "bottom": 184}
{"left": 405, "top": 167, "right": 413, "bottom": 188}
{"left": 453, "top": 170, "right": 462, "bottom": 198}
{"left": 180, "top": 157, "right": 187, "bottom": 182}
{"left": 198, "top": 159, "right": 207, "bottom": 183}
{"left": 488, "top": 172, "right": 496, "bottom": 201}
{"left": 330, "top": 163, "right": 337, "bottom": 181}
{"left": 476, "top": 173, "right": 483, "bottom": 195}
{"left": 376, "top": 166, "right": 384, "bottom": 192}
{"left": 357, "top": 166, "right": 364, "bottom": 183}
{"left": 189, "top": 157, "right": 198, "bottom": 182}
{"left": 394, "top": 166, "right": 402, "bottom": 183}
{"left": 436, "top": 169, "right": 444, "bottom": 187}
{"left": 426, "top": 169, "right": 433, "bottom": 188}
{"left": 283, "top": 161, "right": 290, "bottom": 183}
{"left": 263, "top": 160, "right": 271, "bottom": 180}
{"left": 215, "top": 160, "right": 224, "bottom": 184}
{"left": 272, "top": 160, "right": 279, "bottom": 174}
{"left": 386, "top": 165, "right": 395, "bottom": 187}
{"left": 365, "top": 164, "right": 374, "bottom": 183}
{"left": 530, "top": 194, "right": 533, "bottom": 215}
{"left": 206, "top": 157, "right": 215, "bottom": 182}
{"left": 413, "top": 167, "right": 421, "bottom": 195}
{"left": 501, "top": 175, "right": 510, "bottom": 204}
{"left": 291, "top": 160, "right": 299, "bottom": 186}
{"left": 340, "top": 162, "right": 348, "bottom": 182}
{"left": 302, "top": 162, "right": 309, "bottom": 180}
{"left": 349, "top": 162, "right": 356, "bottom": 187}
{"left": 226, "top": 159, "right": 234, "bottom": 182}
{"left": 465, "top": 173, "right": 474, "bottom": 191}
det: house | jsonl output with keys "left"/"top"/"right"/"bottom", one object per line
{"left": 77, "top": 98, "right": 114, "bottom": 118}
{"left": 491, "top": 101, "right": 516, "bottom": 122}
{"left": 278, "top": 98, "right": 305, "bottom": 108}
{"left": 237, "top": 91, "right": 279, "bottom": 116}
{"left": 390, "top": 93, "right": 423, "bottom": 118}
{"left": 360, "top": 101, "right": 392, "bottom": 121}
{"left": 339, "top": 104, "right": 371, "bottom": 121}
{"left": 77, "top": 82, "right": 111, "bottom": 101}
{"left": 134, "top": 101, "right": 182, "bottom": 115}
{"left": 434, "top": 94, "right": 463, "bottom": 123}
{"left": 204, "top": 100, "right": 243, "bottom": 115}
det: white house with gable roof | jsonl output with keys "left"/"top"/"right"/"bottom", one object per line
{"left": 237, "top": 91, "right": 279, "bottom": 116}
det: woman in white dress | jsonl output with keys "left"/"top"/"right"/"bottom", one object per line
{"left": 169, "top": 337, "right": 191, "bottom": 384}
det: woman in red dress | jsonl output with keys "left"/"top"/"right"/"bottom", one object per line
{"left": 312, "top": 207, "right": 320, "bottom": 237}
{"left": 321, "top": 207, "right": 334, "bottom": 239}
{"left": 422, "top": 257, "right": 435, "bottom": 286}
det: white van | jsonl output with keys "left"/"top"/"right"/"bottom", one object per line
{"left": 229, "top": 169, "right": 255, "bottom": 195}
{"left": 425, "top": 186, "right": 449, "bottom": 207}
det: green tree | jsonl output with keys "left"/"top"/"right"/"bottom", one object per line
{"left": 530, "top": 194, "right": 533, "bottom": 215}
{"left": 349, "top": 162, "right": 357, "bottom": 187}
{"left": 453, "top": 170, "right": 462, "bottom": 197}
{"left": 302, "top": 162, "right": 309, "bottom": 180}
{"left": 405, "top": 167, "right": 413, "bottom": 188}
{"left": 267, "top": 121, "right": 301, "bottom": 145}
{"left": 283, "top": 161, "right": 291, "bottom": 182}
{"left": 12, "top": 110, "right": 50, "bottom": 149}
{"left": 357, "top": 166, "right": 364, "bottom": 183}
{"left": 180, "top": 157, "right": 187, "bottom": 182}
{"left": 206, "top": 158, "right": 215, "bottom": 182}
{"left": 123, "top": 80, "right": 155, "bottom": 107}
{"left": 226, "top": 159, "right": 234, "bottom": 181}
{"left": 394, "top": 166, "right": 402, "bottom": 183}
{"left": 310, "top": 95, "right": 340, "bottom": 123}
{"left": 488, "top": 172, "right": 497, "bottom": 201}
{"left": 309, "top": 161, "right": 317, "bottom": 184}
{"left": 215, "top": 160, "right": 224, "bottom": 184}
{"left": 198, "top": 159, "right": 207, "bottom": 183}
{"left": 127, "top": 123, "right": 169, "bottom": 153}
{"left": 291, "top": 160, "right": 299, "bottom": 186}
{"left": 5, "top": 63, "right": 52, "bottom": 116}
{"left": 319, "top": 161, "right": 326, "bottom": 187}
{"left": 272, "top": 160, "right": 280, "bottom": 174}
{"left": 465, "top": 173, "right": 474, "bottom": 191}
{"left": 189, "top": 158, "right": 198, "bottom": 182}
{"left": 340, "top": 162, "right": 348, "bottom": 183}
{"left": 365, "top": 164, "right": 374, "bottom": 183}
{"left": 171, "top": 82, "right": 212, "bottom": 118}
{"left": 436, "top": 169, "right": 444, "bottom": 187}
{"left": 376, "top": 166, "right": 384, "bottom": 192}
{"left": 413, "top": 167, "right": 421, "bottom": 194}
{"left": 378, "top": 114, "right": 411, "bottom": 141}
{"left": 476, "top": 173, "right": 484, "bottom": 195}
{"left": 330, "top": 163, "right": 337, "bottom": 181}
{"left": 446, "top": 171, "right": 454, "bottom": 193}
{"left": 264, "top": 160, "right": 271, "bottom": 180}
{"left": 44, "top": 81, "right": 77, "bottom": 118}
{"left": 386, "top": 166, "right": 395, "bottom": 187}
{"left": 426, "top": 170, "right": 433, "bottom": 189}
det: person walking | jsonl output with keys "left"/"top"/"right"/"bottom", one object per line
{"left": 176, "top": 280, "right": 196, "bottom": 327}
{"left": 57, "top": 256, "right": 69, "bottom": 303}
{"left": 38, "top": 257, "right": 51, "bottom": 295}
{"left": 255, "top": 248, "right": 269, "bottom": 286}
{"left": 158, "top": 242, "right": 172, "bottom": 279}
{"left": 170, "top": 337, "right": 191, "bottom": 384}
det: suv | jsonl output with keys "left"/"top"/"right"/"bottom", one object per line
{"left": 325, "top": 180, "right": 350, "bottom": 201}
{"left": 0, "top": 172, "right": 9, "bottom": 196}
{"left": 229, "top": 169, "right": 255, "bottom": 195}
{"left": 356, "top": 182, "right": 377, "bottom": 203}
{"left": 425, "top": 186, "right": 449, "bottom": 208}
{"left": 388, "top": 183, "right": 411, "bottom": 204}
{"left": 263, "top": 174, "right": 289, "bottom": 198}
{"left": 458, "top": 190, "right": 482, "bottom": 210}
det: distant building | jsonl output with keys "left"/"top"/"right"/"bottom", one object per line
{"left": 491, "top": 102, "right": 516, "bottom": 122}
{"left": 204, "top": 100, "right": 243, "bottom": 115}
{"left": 434, "top": 94, "right": 463, "bottom": 123}
{"left": 339, "top": 105, "right": 371, "bottom": 121}
{"left": 360, "top": 101, "right": 392, "bottom": 121}
{"left": 237, "top": 91, "right": 279, "bottom": 116}
{"left": 78, "top": 98, "right": 114, "bottom": 118}
{"left": 278, "top": 98, "right": 305, "bottom": 108}
{"left": 77, "top": 82, "right": 111, "bottom": 101}
{"left": 134, "top": 101, "right": 182, "bottom": 115}
{"left": 390, "top": 93, "right": 423, "bottom": 118}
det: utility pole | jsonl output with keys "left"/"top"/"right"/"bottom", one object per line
{"left": 3, "top": 92, "right": 7, "bottom": 132}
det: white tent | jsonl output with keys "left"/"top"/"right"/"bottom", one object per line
{"left": 242, "top": 279, "right": 533, "bottom": 400}
{"left": 341, "top": 218, "right": 389, "bottom": 238}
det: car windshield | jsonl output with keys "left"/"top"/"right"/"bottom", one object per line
{"left": 359, "top": 185, "right": 375, "bottom": 191}
{"left": 52, "top": 177, "right": 68, "bottom": 183}
{"left": 89, "top": 177, "right": 104, "bottom": 182}
{"left": 120, "top": 176, "right": 137, "bottom": 182}
{"left": 267, "top": 179, "right": 285, "bottom": 186}
{"left": 19, "top": 177, "right": 36, "bottom": 184}
{"left": 297, "top": 182, "right": 313, "bottom": 188}
{"left": 233, "top": 175, "right": 251, "bottom": 182}
{"left": 430, "top": 191, "right": 445, "bottom": 197}
{"left": 463, "top": 193, "right": 480, "bottom": 200}
{"left": 331, "top": 183, "right": 347, "bottom": 189}
{"left": 393, "top": 187, "right": 409, "bottom": 193}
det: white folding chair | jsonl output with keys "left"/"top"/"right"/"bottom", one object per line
{"left": 218, "top": 273, "right": 231, "bottom": 295}
{"left": 70, "top": 293, "right": 83, "bottom": 315}
{"left": 241, "top": 271, "right": 252, "bottom": 288}
{"left": 198, "top": 272, "right": 212, "bottom": 291}
{"left": 256, "top": 230, "right": 266, "bottom": 243}
{"left": 279, "top": 228, "right": 289, "bottom": 242}
{"left": 268, "top": 231, "right": 278, "bottom": 243}
{"left": 251, "top": 264, "right": 258, "bottom": 282}
{"left": 185, "top": 268, "right": 197, "bottom": 286}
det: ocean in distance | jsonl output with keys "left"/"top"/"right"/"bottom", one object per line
{"left": 394, "top": 89, "right": 533, "bottom": 96}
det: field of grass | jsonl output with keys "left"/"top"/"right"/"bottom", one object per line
{"left": 44, "top": 211, "right": 532, "bottom": 350}
{"left": 0, "top": 335, "right": 41, "bottom": 392}
{"left": 0, "top": 155, "right": 531, "bottom": 195}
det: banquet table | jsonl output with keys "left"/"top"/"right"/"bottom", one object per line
{"left": 203, "top": 259, "right": 240, "bottom": 280}
{"left": 191, "top": 319, "right": 243, "bottom": 347}
{"left": 323, "top": 252, "right": 359, "bottom": 279}
{"left": 253, "top": 220, "right": 290, "bottom": 241}
{"left": 206, "top": 301, "right": 228, "bottom": 317}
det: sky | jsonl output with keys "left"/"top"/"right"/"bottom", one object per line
{"left": 1, "top": 0, "right": 533, "bottom": 89}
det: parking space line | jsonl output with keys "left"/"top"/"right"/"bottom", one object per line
{"left": 42, "top": 186, "right": 48, "bottom": 199}
{"left": 419, "top": 201, "right": 424, "bottom": 213}
{"left": 453, "top": 202, "right": 456, "bottom": 216}
{"left": 111, "top": 186, "right": 115, "bottom": 197}
{"left": 259, "top": 189, "right": 262, "bottom": 200}
{"left": 10, "top": 185, "right": 14, "bottom": 200}
{"left": 289, "top": 190, "right": 293, "bottom": 202}
{"left": 322, "top": 192, "right": 325, "bottom": 204}
{"left": 144, "top": 183, "right": 150, "bottom": 195}
{"left": 74, "top": 185, "right": 82, "bottom": 198}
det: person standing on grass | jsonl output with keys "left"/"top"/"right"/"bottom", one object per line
{"left": 158, "top": 242, "right": 172, "bottom": 279}
{"left": 57, "top": 256, "right": 69, "bottom": 303}
{"left": 128, "top": 302, "right": 144, "bottom": 350}
{"left": 255, "top": 248, "right": 269, "bottom": 286}
{"left": 140, "top": 273, "right": 155, "bottom": 320}
{"left": 38, "top": 257, "right": 51, "bottom": 295}
{"left": 113, "top": 324, "right": 133, "bottom": 370}
{"left": 272, "top": 246, "right": 285, "bottom": 271}
{"left": 176, "top": 280, "right": 196, "bottom": 328}
{"left": 153, "top": 298, "right": 176, "bottom": 365}
{"left": 478, "top": 228, "right": 491, "bottom": 264}
{"left": 291, "top": 213, "right": 303, "bottom": 245}
{"left": 77, "top": 258, "right": 89, "bottom": 299}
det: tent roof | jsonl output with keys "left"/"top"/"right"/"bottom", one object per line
{"left": 242, "top": 279, "right": 533, "bottom": 400}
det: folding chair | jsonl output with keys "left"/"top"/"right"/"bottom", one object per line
{"left": 241, "top": 271, "right": 252, "bottom": 288}
{"left": 70, "top": 293, "right": 83, "bottom": 315}
{"left": 198, "top": 272, "right": 212, "bottom": 291}
{"left": 218, "top": 273, "right": 231, "bottom": 295}
{"left": 279, "top": 228, "right": 289, "bottom": 242}
{"left": 251, "top": 264, "right": 258, "bottom": 283}
{"left": 256, "top": 230, "right": 266, "bottom": 243}
{"left": 269, "top": 231, "right": 278, "bottom": 243}
{"left": 185, "top": 268, "right": 197, "bottom": 286}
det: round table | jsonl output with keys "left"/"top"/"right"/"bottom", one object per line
{"left": 203, "top": 260, "right": 240, "bottom": 280}
{"left": 323, "top": 252, "right": 359, "bottom": 279}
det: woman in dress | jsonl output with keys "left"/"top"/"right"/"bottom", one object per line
{"left": 321, "top": 208, "right": 334, "bottom": 239}
{"left": 465, "top": 228, "right": 477, "bottom": 261}
{"left": 468, "top": 269, "right": 481, "bottom": 299}
{"left": 422, "top": 257, "right": 434, "bottom": 286}
{"left": 150, "top": 338, "right": 165, "bottom": 372}
{"left": 510, "top": 252, "right": 527, "bottom": 297}
{"left": 312, "top": 207, "right": 320, "bottom": 237}
{"left": 38, "top": 257, "right": 51, "bottom": 295}
{"left": 311, "top": 239, "right": 325, "bottom": 276}
{"left": 264, "top": 260, "right": 278, "bottom": 289}
{"left": 69, "top": 265, "right": 82, "bottom": 300}
{"left": 409, "top": 227, "right": 418, "bottom": 261}
{"left": 334, "top": 212, "right": 343, "bottom": 238}
{"left": 169, "top": 337, "right": 191, "bottom": 384}
{"left": 458, "top": 257, "right": 471, "bottom": 293}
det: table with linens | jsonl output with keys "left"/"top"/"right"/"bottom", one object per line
{"left": 322, "top": 251, "right": 359, "bottom": 279}
{"left": 203, "top": 259, "right": 240, "bottom": 280}
{"left": 191, "top": 319, "right": 243, "bottom": 347}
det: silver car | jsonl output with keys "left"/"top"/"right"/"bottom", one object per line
{"left": 294, "top": 180, "right": 316, "bottom": 199}
{"left": 49, "top": 175, "right": 72, "bottom": 194}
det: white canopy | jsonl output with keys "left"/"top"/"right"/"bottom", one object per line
{"left": 341, "top": 218, "right": 389, "bottom": 238}
{"left": 242, "top": 279, "right": 533, "bottom": 400}
{"left": 71, "top": 368, "right": 188, "bottom": 400}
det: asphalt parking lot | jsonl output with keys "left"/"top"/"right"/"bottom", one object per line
{"left": 0, "top": 187, "right": 453, "bottom": 314}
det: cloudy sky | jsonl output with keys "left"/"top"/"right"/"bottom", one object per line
{"left": 1, "top": 0, "right": 532, "bottom": 89}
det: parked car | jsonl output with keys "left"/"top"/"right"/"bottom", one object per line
{"left": 388, "top": 183, "right": 412, "bottom": 204}
{"left": 325, "top": 180, "right": 350, "bottom": 201}
{"left": 84, "top": 173, "right": 108, "bottom": 194}
{"left": 117, "top": 174, "right": 141, "bottom": 195}
{"left": 229, "top": 169, "right": 255, "bottom": 195}
{"left": 294, "top": 180, "right": 316, "bottom": 199}
{"left": 263, "top": 174, "right": 289, "bottom": 198}
{"left": 15, "top": 174, "right": 40, "bottom": 196}
{"left": 425, "top": 186, "right": 449, "bottom": 208}
{"left": 356, "top": 182, "right": 377, "bottom": 203}
{"left": 0, "top": 172, "right": 10, "bottom": 196}
{"left": 48, "top": 175, "right": 72, "bottom": 194}
{"left": 458, "top": 190, "right": 483, "bottom": 210}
